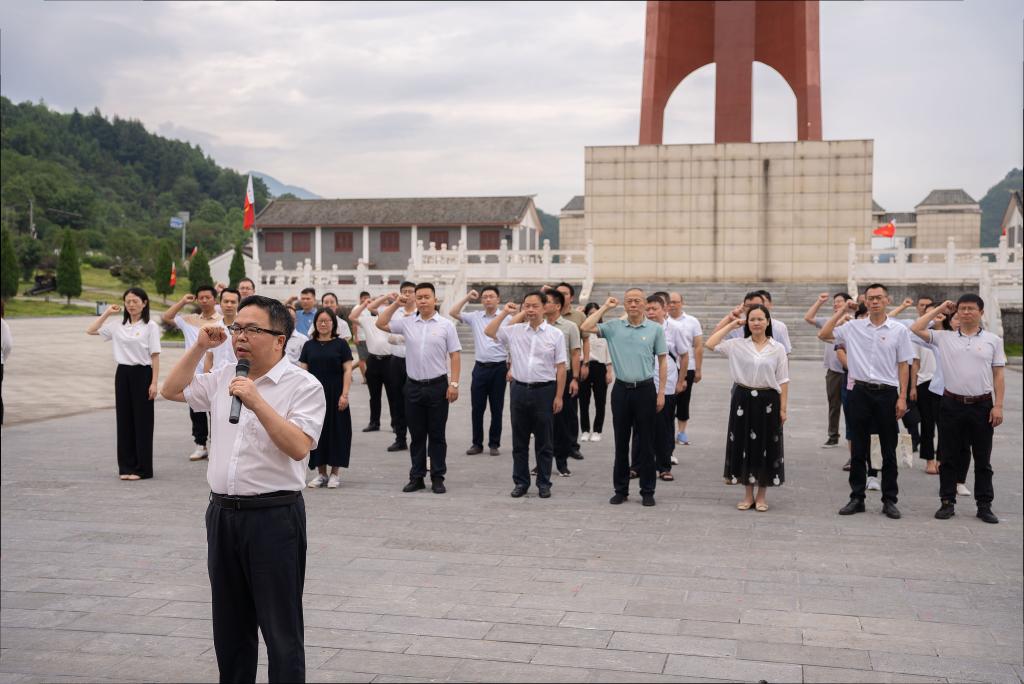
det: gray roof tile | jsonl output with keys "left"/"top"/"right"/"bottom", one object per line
{"left": 916, "top": 189, "right": 977, "bottom": 207}
{"left": 562, "top": 195, "right": 584, "bottom": 212}
{"left": 255, "top": 196, "right": 534, "bottom": 228}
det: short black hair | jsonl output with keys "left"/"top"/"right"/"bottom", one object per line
{"left": 121, "top": 287, "right": 151, "bottom": 325}
{"left": 400, "top": 281, "right": 417, "bottom": 291}
{"left": 195, "top": 284, "right": 217, "bottom": 298}
{"left": 653, "top": 291, "right": 670, "bottom": 304}
{"left": 834, "top": 292, "right": 853, "bottom": 301}
{"left": 956, "top": 293, "right": 984, "bottom": 311}
{"left": 238, "top": 295, "right": 294, "bottom": 353}
{"left": 312, "top": 307, "right": 339, "bottom": 338}
{"left": 855, "top": 303, "right": 869, "bottom": 318}
{"left": 480, "top": 285, "right": 500, "bottom": 297}
{"left": 238, "top": 277, "right": 256, "bottom": 289}
{"left": 865, "top": 283, "right": 888, "bottom": 294}
{"left": 545, "top": 289, "right": 565, "bottom": 309}
{"left": 756, "top": 289, "right": 773, "bottom": 303}
{"left": 917, "top": 295, "right": 935, "bottom": 305}
{"left": 300, "top": 287, "right": 316, "bottom": 297}
{"left": 219, "top": 287, "right": 240, "bottom": 302}
{"left": 583, "top": 301, "right": 603, "bottom": 322}
{"left": 743, "top": 291, "right": 764, "bottom": 303}
{"left": 646, "top": 294, "right": 665, "bottom": 306}
{"left": 414, "top": 282, "right": 436, "bottom": 295}
{"left": 522, "top": 290, "right": 545, "bottom": 305}
{"left": 555, "top": 282, "right": 575, "bottom": 297}
{"left": 359, "top": 291, "right": 371, "bottom": 299}
{"left": 321, "top": 291, "right": 339, "bottom": 304}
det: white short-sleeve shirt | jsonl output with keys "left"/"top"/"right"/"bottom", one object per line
{"left": 831, "top": 316, "right": 915, "bottom": 388}
{"left": 716, "top": 337, "right": 790, "bottom": 392}
{"left": 285, "top": 330, "right": 308, "bottom": 366}
{"left": 927, "top": 329, "right": 1006, "bottom": 397}
{"left": 460, "top": 309, "right": 509, "bottom": 363}
{"left": 100, "top": 319, "right": 162, "bottom": 366}
{"left": 358, "top": 309, "right": 393, "bottom": 357}
{"left": 497, "top": 321, "right": 566, "bottom": 383}
{"left": 388, "top": 313, "right": 461, "bottom": 380}
{"left": 726, "top": 318, "right": 792, "bottom": 354}
{"left": 184, "top": 356, "right": 326, "bottom": 495}
{"left": 671, "top": 313, "right": 703, "bottom": 371}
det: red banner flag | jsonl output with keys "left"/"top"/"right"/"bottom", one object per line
{"left": 873, "top": 220, "right": 895, "bottom": 238}
{"left": 243, "top": 174, "right": 255, "bottom": 230}
{"left": 170, "top": 262, "right": 177, "bottom": 287}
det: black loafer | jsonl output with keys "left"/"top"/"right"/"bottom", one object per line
{"left": 882, "top": 501, "right": 901, "bottom": 519}
{"left": 838, "top": 499, "right": 865, "bottom": 515}
{"left": 402, "top": 479, "right": 425, "bottom": 493}
{"left": 466, "top": 445, "right": 483, "bottom": 455}
{"left": 609, "top": 493, "right": 628, "bottom": 505}
{"left": 569, "top": 451, "right": 584, "bottom": 460}
{"left": 934, "top": 502, "right": 955, "bottom": 519}
{"left": 362, "top": 424, "right": 380, "bottom": 433}
{"left": 977, "top": 507, "right": 999, "bottom": 524}
{"left": 842, "top": 459, "right": 851, "bottom": 472}
{"left": 431, "top": 481, "right": 446, "bottom": 494}
{"left": 386, "top": 441, "right": 407, "bottom": 452}
{"left": 558, "top": 469, "right": 572, "bottom": 478}
{"left": 538, "top": 488, "right": 551, "bottom": 499}
{"left": 510, "top": 485, "right": 528, "bottom": 498}
{"left": 642, "top": 494, "right": 656, "bottom": 507}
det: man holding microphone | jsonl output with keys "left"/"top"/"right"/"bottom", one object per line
{"left": 162, "top": 295, "right": 325, "bottom": 683}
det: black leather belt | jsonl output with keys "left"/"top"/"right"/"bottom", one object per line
{"left": 369, "top": 353, "right": 390, "bottom": 360}
{"left": 943, "top": 390, "right": 992, "bottom": 405}
{"left": 513, "top": 380, "right": 554, "bottom": 388}
{"left": 615, "top": 378, "right": 654, "bottom": 389}
{"left": 476, "top": 361, "right": 507, "bottom": 368}
{"left": 210, "top": 491, "right": 300, "bottom": 510}
{"left": 408, "top": 374, "right": 447, "bottom": 386}
{"left": 854, "top": 380, "right": 893, "bottom": 391}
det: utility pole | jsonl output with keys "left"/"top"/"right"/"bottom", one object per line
{"left": 29, "top": 198, "right": 36, "bottom": 239}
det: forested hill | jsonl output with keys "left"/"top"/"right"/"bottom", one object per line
{"left": 0, "top": 96, "right": 269, "bottom": 257}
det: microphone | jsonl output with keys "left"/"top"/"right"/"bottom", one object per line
{"left": 229, "top": 359, "right": 251, "bottom": 424}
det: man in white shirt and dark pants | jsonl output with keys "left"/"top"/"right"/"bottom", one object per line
{"left": 377, "top": 283, "right": 462, "bottom": 494}
{"left": 819, "top": 283, "right": 914, "bottom": 519}
{"left": 384, "top": 281, "right": 417, "bottom": 452}
{"left": 451, "top": 286, "right": 510, "bottom": 456}
{"left": 486, "top": 292, "right": 566, "bottom": 498}
{"left": 912, "top": 294, "right": 1006, "bottom": 523}
{"left": 349, "top": 294, "right": 395, "bottom": 433}
{"left": 162, "top": 295, "right": 326, "bottom": 683}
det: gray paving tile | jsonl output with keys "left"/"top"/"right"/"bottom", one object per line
{"left": 60, "top": 612, "right": 193, "bottom": 636}
{"left": 304, "top": 627, "right": 415, "bottom": 653}
{"left": 485, "top": 623, "right": 613, "bottom": 648}
{"left": 405, "top": 635, "right": 539, "bottom": 662}
{"left": 869, "top": 651, "right": 1021, "bottom": 682}
{"left": 802, "top": 665, "right": 947, "bottom": 683}
{"left": 76, "top": 632, "right": 211, "bottom": 658}
{"left": 531, "top": 645, "right": 667, "bottom": 674}
{"left": 662, "top": 653, "right": 803, "bottom": 682}
{"left": 607, "top": 632, "right": 737, "bottom": 657}
{"left": 0, "top": 627, "right": 101, "bottom": 652}
{"left": 445, "top": 604, "right": 566, "bottom": 627}
{"left": 450, "top": 659, "right": 592, "bottom": 683}
{"left": 737, "top": 641, "right": 871, "bottom": 669}
{"left": 676, "top": 619, "right": 804, "bottom": 645}
{"left": 803, "top": 628, "right": 937, "bottom": 656}
{"left": 740, "top": 608, "right": 862, "bottom": 631}
{"left": 368, "top": 615, "right": 493, "bottom": 639}
{"left": 320, "top": 650, "right": 460, "bottom": 679}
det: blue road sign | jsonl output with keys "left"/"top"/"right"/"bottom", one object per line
{"left": 169, "top": 217, "right": 185, "bottom": 229}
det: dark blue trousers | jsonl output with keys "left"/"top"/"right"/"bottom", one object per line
{"left": 471, "top": 361, "right": 507, "bottom": 449}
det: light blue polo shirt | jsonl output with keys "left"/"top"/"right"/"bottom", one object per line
{"left": 598, "top": 318, "right": 667, "bottom": 382}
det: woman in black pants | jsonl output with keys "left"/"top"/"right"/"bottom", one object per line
{"left": 86, "top": 288, "right": 161, "bottom": 480}
{"left": 578, "top": 302, "right": 612, "bottom": 442}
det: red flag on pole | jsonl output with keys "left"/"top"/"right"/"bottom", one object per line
{"left": 243, "top": 174, "right": 255, "bottom": 230}
{"left": 873, "top": 220, "right": 895, "bottom": 238}
{"left": 170, "top": 262, "right": 177, "bottom": 287}
{"left": 189, "top": 245, "right": 198, "bottom": 260}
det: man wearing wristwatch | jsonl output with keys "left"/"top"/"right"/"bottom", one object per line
{"left": 377, "top": 283, "right": 462, "bottom": 494}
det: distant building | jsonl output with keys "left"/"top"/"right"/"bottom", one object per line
{"left": 1001, "top": 190, "right": 1023, "bottom": 248}
{"left": 914, "top": 189, "right": 981, "bottom": 250}
{"left": 559, "top": 195, "right": 584, "bottom": 252}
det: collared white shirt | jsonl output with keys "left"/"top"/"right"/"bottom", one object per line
{"left": 208, "top": 320, "right": 237, "bottom": 371}
{"left": 813, "top": 317, "right": 847, "bottom": 373}
{"left": 460, "top": 309, "right": 509, "bottom": 363}
{"left": 656, "top": 318, "right": 691, "bottom": 394}
{"left": 358, "top": 309, "right": 392, "bottom": 357}
{"left": 388, "top": 313, "right": 461, "bottom": 380}
{"left": 386, "top": 307, "right": 414, "bottom": 358}
{"left": 306, "top": 318, "right": 351, "bottom": 341}
{"left": 832, "top": 316, "right": 915, "bottom": 388}
{"left": 716, "top": 337, "right": 790, "bottom": 392}
{"left": 100, "top": 319, "right": 162, "bottom": 366}
{"left": 498, "top": 321, "right": 567, "bottom": 383}
{"left": 1, "top": 318, "right": 12, "bottom": 365}
{"left": 184, "top": 356, "right": 326, "bottom": 495}
{"left": 927, "top": 329, "right": 1006, "bottom": 397}
{"left": 726, "top": 317, "right": 792, "bottom": 354}
{"left": 285, "top": 330, "right": 308, "bottom": 366}
{"left": 671, "top": 313, "right": 703, "bottom": 371}
{"left": 588, "top": 336, "right": 610, "bottom": 365}
{"left": 175, "top": 313, "right": 221, "bottom": 374}
{"left": 911, "top": 337, "right": 936, "bottom": 385}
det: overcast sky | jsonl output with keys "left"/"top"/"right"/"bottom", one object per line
{"left": 2, "top": 1, "right": 1021, "bottom": 214}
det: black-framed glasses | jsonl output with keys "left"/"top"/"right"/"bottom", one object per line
{"left": 226, "top": 323, "right": 286, "bottom": 337}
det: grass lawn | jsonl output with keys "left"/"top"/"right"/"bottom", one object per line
{"left": 1006, "top": 342, "right": 1022, "bottom": 358}
{"left": 4, "top": 299, "right": 96, "bottom": 318}
{"left": 79, "top": 265, "right": 192, "bottom": 310}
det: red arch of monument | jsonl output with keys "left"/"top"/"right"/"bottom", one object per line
{"left": 638, "top": 0, "right": 822, "bottom": 145}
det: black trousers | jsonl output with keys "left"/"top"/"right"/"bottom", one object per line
{"left": 578, "top": 361, "right": 608, "bottom": 434}
{"left": 364, "top": 354, "right": 390, "bottom": 427}
{"left": 190, "top": 407, "right": 209, "bottom": 447}
{"left": 825, "top": 369, "right": 845, "bottom": 440}
{"left": 612, "top": 381, "right": 657, "bottom": 497}
{"left": 406, "top": 378, "right": 449, "bottom": 481}
{"left": 938, "top": 397, "right": 994, "bottom": 505}
{"left": 554, "top": 371, "right": 578, "bottom": 472}
{"left": 675, "top": 369, "right": 696, "bottom": 422}
{"left": 115, "top": 364, "right": 155, "bottom": 478}
{"left": 510, "top": 382, "right": 556, "bottom": 489}
{"left": 847, "top": 385, "right": 899, "bottom": 504}
{"left": 917, "top": 382, "right": 939, "bottom": 460}
{"left": 471, "top": 362, "right": 507, "bottom": 448}
{"left": 630, "top": 393, "right": 676, "bottom": 473}
{"left": 387, "top": 356, "right": 408, "bottom": 441}
{"left": 206, "top": 495, "right": 306, "bottom": 683}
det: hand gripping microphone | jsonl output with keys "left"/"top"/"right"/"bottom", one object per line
{"left": 229, "top": 359, "right": 251, "bottom": 424}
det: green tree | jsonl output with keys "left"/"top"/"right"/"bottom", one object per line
{"left": 14, "top": 234, "right": 42, "bottom": 281}
{"left": 228, "top": 244, "right": 246, "bottom": 288}
{"left": 1, "top": 229, "right": 19, "bottom": 299}
{"left": 56, "top": 229, "right": 82, "bottom": 304}
{"left": 154, "top": 242, "right": 175, "bottom": 301}
{"left": 188, "top": 247, "right": 212, "bottom": 292}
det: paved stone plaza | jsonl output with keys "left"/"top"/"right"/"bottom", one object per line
{"left": 1, "top": 317, "right": 1022, "bottom": 683}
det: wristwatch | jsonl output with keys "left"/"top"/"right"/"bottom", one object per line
{"left": 450, "top": 381, "right": 459, "bottom": 388}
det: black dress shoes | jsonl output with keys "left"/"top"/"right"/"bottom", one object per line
{"left": 569, "top": 451, "right": 584, "bottom": 460}
{"left": 838, "top": 499, "right": 865, "bottom": 515}
{"left": 977, "top": 507, "right": 999, "bottom": 524}
{"left": 934, "top": 502, "right": 955, "bottom": 519}
{"left": 466, "top": 445, "right": 483, "bottom": 455}
{"left": 489, "top": 447, "right": 501, "bottom": 456}
{"left": 882, "top": 501, "right": 901, "bottom": 519}
{"left": 402, "top": 478, "right": 425, "bottom": 493}
{"left": 538, "top": 488, "right": 551, "bottom": 499}
{"left": 642, "top": 494, "right": 656, "bottom": 507}
{"left": 431, "top": 480, "right": 446, "bottom": 494}
{"left": 387, "top": 441, "right": 407, "bottom": 452}
{"left": 510, "top": 485, "right": 528, "bottom": 498}
{"left": 609, "top": 493, "right": 628, "bottom": 505}
{"left": 362, "top": 423, "right": 380, "bottom": 433}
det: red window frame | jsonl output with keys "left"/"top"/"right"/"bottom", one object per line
{"left": 429, "top": 230, "right": 449, "bottom": 248}
{"left": 334, "top": 231, "right": 353, "bottom": 252}
{"left": 479, "top": 230, "right": 501, "bottom": 250}
{"left": 264, "top": 231, "right": 284, "bottom": 253}
{"left": 291, "top": 232, "right": 311, "bottom": 252}
{"left": 380, "top": 230, "right": 400, "bottom": 253}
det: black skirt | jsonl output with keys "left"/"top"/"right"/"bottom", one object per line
{"left": 723, "top": 386, "right": 784, "bottom": 487}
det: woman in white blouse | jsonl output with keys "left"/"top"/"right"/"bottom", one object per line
{"left": 87, "top": 288, "right": 161, "bottom": 480}
{"left": 705, "top": 305, "right": 789, "bottom": 512}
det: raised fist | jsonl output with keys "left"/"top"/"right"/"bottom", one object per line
{"left": 942, "top": 300, "right": 956, "bottom": 314}
{"left": 503, "top": 301, "right": 519, "bottom": 314}
{"left": 604, "top": 297, "right": 618, "bottom": 308}
{"left": 198, "top": 325, "right": 228, "bottom": 349}
{"left": 818, "top": 292, "right": 830, "bottom": 303}
{"left": 846, "top": 299, "right": 858, "bottom": 311}
{"left": 181, "top": 293, "right": 196, "bottom": 304}
{"left": 902, "top": 297, "right": 913, "bottom": 307}
{"left": 731, "top": 304, "right": 745, "bottom": 319}
{"left": 105, "top": 304, "right": 122, "bottom": 315}
{"left": 468, "top": 290, "right": 479, "bottom": 301}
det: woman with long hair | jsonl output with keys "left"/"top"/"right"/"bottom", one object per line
{"left": 578, "top": 302, "right": 612, "bottom": 442}
{"left": 705, "top": 304, "right": 788, "bottom": 511}
{"left": 300, "top": 307, "right": 353, "bottom": 488}
{"left": 86, "top": 287, "right": 161, "bottom": 480}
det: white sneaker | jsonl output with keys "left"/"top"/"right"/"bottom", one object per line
{"left": 590, "top": 433, "right": 602, "bottom": 442}
{"left": 956, "top": 483, "right": 971, "bottom": 496}
{"left": 327, "top": 474, "right": 341, "bottom": 489}
{"left": 670, "top": 455, "right": 679, "bottom": 465}
{"left": 866, "top": 476, "right": 881, "bottom": 491}
{"left": 580, "top": 432, "right": 591, "bottom": 442}
{"left": 189, "top": 446, "right": 208, "bottom": 461}
{"left": 307, "top": 474, "right": 327, "bottom": 488}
